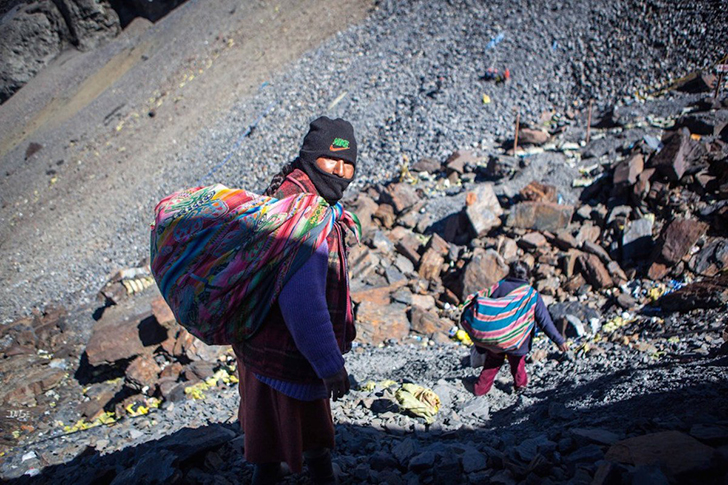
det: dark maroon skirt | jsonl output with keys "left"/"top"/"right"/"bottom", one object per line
{"left": 234, "top": 349, "right": 335, "bottom": 473}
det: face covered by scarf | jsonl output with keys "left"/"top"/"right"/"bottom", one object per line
{"left": 296, "top": 116, "right": 357, "bottom": 205}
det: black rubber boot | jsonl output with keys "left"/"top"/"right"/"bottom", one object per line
{"left": 251, "top": 462, "right": 281, "bottom": 485}
{"left": 304, "top": 448, "right": 339, "bottom": 485}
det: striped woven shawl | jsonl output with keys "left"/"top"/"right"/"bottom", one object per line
{"left": 460, "top": 283, "right": 538, "bottom": 352}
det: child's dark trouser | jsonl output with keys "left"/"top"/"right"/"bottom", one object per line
{"left": 474, "top": 349, "right": 527, "bottom": 395}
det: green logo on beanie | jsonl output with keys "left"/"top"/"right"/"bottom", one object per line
{"left": 331, "top": 138, "right": 350, "bottom": 149}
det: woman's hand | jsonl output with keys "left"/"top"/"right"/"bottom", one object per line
{"left": 323, "top": 366, "right": 350, "bottom": 401}
{"left": 558, "top": 342, "right": 570, "bottom": 352}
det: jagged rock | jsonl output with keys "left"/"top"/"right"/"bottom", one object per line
{"left": 571, "top": 428, "right": 621, "bottom": 446}
{"left": 380, "top": 183, "right": 419, "bottom": 214}
{"left": 622, "top": 218, "right": 654, "bottom": 260}
{"left": 578, "top": 253, "right": 614, "bottom": 289}
{"left": 0, "top": 2, "right": 67, "bottom": 103}
{"left": 518, "top": 127, "right": 550, "bottom": 146}
{"left": 53, "top": 0, "right": 120, "bottom": 50}
{"left": 613, "top": 154, "right": 644, "bottom": 186}
{"left": 648, "top": 128, "right": 701, "bottom": 181}
{"left": 77, "top": 381, "right": 120, "bottom": 420}
{"left": 507, "top": 202, "right": 573, "bottom": 232}
{"left": 552, "top": 230, "right": 578, "bottom": 250}
{"left": 461, "top": 450, "right": 488, "bottom": 473}
{"left": 445, "top": 150, "right": 476, "bottom": 174}
{"left": 582, "top": 240, "right": 612, "bottom": 265}
{"left": 690, "top": 238, "right": 728, "bottom": 276}
{"left": 394, "top": 231, "right": 422, "bottom": 266}
{"left": 411, "top": 294, "right": 436, "bottom": 311}
{"left": 465, "top": 183, "right": 502, "bottom": 236}
{"left": 355, "top": 301, "right": 410, "bottom": 344}
{"left": 486, "top": 155, "right": 518, "bottom": 178}
{"left": 657, "top": 273, "right": 728, "bottom": 311}
{"left": 549, "top": 301, "right": 600, "bottom": 336}
{"left": 349, "top": 193, "right": 379, "bottom": 235}
{"left": 0, "top": 365, "right": 66, "bottom": 406}
{"left": 409, "top": 307, "right": 448, "bottom": 336}
{"left": 371, "top": 230, "right": 395, "bottom": 253}
{"left": 418, "top": 247, "right": 445, "bottom": 281}
{"left": 85, "top": 306, "right": 157, "bottom": 366}
{"left": 411, "top": 157, "right": 441, "bottom": 173}
{"left": 576, "top": 223, "right": 601, "bottom": 245}
{"left": 171, "top": 328, "right": 224, "bottom": 362}
{"left": 605, "top": 431, "right": 715, "bottom": 476}
{"left": 151, "top": 296, "right": 176, "bottom": 327}
{"left": 518, "top": 232, "right": 548, "bottom": 250}
{"left": 674, "top": 71, "right": 716, "bottom": 93}
{"left": 110, "top": 449, "right": 180, "bottom": 485}
{"left": 497, "top": 236, "right": 519, "bottom": 261}
{"left": 125, "top": 355, "right": 161, "bottom": 392}
{"left": 349, "top": 247, "right": 381, "bottom": 281}
{"left": 351, "top": 282, "right": 405, "bottom": 306}
{"left": 373, "top": 203, "right": 396, "bottom": 228}
{"left": 648, "top": 218, "right": 709, "bottom": 280}
{"left": 409, "top": 451, "right": 437, "bottom": 472}
{"left": 459, "top": 248, "right": 508, "bottom": 299}
{"left": 676, "top": 110, "right": 728, "bottom": 136}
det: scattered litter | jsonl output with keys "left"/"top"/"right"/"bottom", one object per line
{"left": 647, "top": 116, "right": 675, "bottom": 129}
{"left": 572, "top": 177, "right": 595, "bottom": 187}
{"left": 328, "top": 91, "right": 348, "bottom": 110}
{"left": 449, "top": 326, "right": 473, "bottom": 345}
{"left": 486, "top": 32, "right": 504, "bottom": 50}
{"left": 395, "top": 383, "right": 441, "bottom": 424}
{"left": 184, "top": 369, "right": 238, "bottom": 400}
{"left": 482, "top": 94, "right": 491, "bottom": 104}
{"left": 22, "top": 451, "right": 36, "bottom": 462}
{"left": 360, "top": 379, "right": 398, "bottom": 392}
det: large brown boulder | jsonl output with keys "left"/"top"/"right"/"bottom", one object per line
{"left": 507, "top": 202, "right": 573, "bottom": 232}
{"left": 459, "top": 248, "right": 508, "bottom": 299}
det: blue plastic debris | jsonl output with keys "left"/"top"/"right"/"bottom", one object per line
{"left": 486, "top": 32, "right": 504, "bottom": 50}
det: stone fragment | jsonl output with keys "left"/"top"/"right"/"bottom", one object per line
{"left": 371, "top": 230, "right": 395, "bottom": 253}
{"left": 0, "top": 2, "right": 67, "bottom": 103}
{"left": 582, "top": 240, "right": 612, "bottom": 264}
{"left": 355, "top": 301, "right": 410, "bottom": 345}
{"left": 445, "top": 150, "right": 477, "bottom": 174}
{"left": 507, "top": 202, "right": 573, "bottom": 232}
{"left": 461, "top": 450, "right": 488, "bottom": 473}
{"left": 622, "top": 218, "right": 654, "bottom": 260}
{"left": 349, "top": 247, "right": 381, "bottom": 281}
{"left": 411, "top": 294, "right": 436, "bottom": 311}
{"left": 460, "top": 397, "right": 490, "bottom": 420}
{"left": 460, "top": 249, "right": 508, "bottom": 299}
{"left": 571, "top": 428, "right": 620, "bottom": 446}
{"left": 518, "top": 232, "right": 547, "bottom": 250}
{"left": 409, "top": 451, "right": 437, "bottom": 472}
{"left": 689, "top": 424, "right": 728, "bottom": 445}
{"left": 613, "top": 154, "right": 644, "bottom": 186}
{"left": 151, "top": 297, "right": 175, "bottom": 326}
{"left": 605, "top": 431, "right": 715, "bottom": 476}
{"left": 464, "top": 183, "right": 503, "bottom": 236}
{"left": 675, "top": 72, "right": 716, "bottom": 93}
{"left": 648, "top": 218, "right": 709, "bottom": 279}
{"left": 380, "top": 183, "right": 420, "bottom": 214}
{"left": 690, "top": 238, "right": 728, "bottom": 276}
{"left": 418, "top": 248, "right": 445, "bottom": 281}
{"left": 85, "top": 306, "right": 154, "bottom": 366}
{"left": 351, "top": 282, "right": 404, "bottom": 306}
{"left": 552, "top": 230, "right": 578, "bottom": 250}
{"left": 409, "top": 307, "right": 449, "bottom": 336}
{"left": 578, "top": 253, "right": 614, "bottom": 289}
{"left": 0, "top": 366, "right": 66, "bottom": 406}
{"left": 393, "top": 254, "right": 415, "bottom": 275}
{"left": 657, "top": 273, "right": 728, "bottom": 311}
{"left": 411, "top": 158, "right": 441, "bottom": 173}
{"left": 576, "top": 223, "right": 601, "bottom": 245}
{"left": 395, "top": 234, "right": 422, "bottom": 266}
{"left": 392, "top": 438, "right": 418, "bottom": 465}
{"left": 676, "top": 110, "right": 728, "bottom": 136}
{"left": 518, "top": 128, "right": 550, "bottom": 146}
{"left": 519, "top": 181, "right": 557, "bottom": 203}
{"left": 373, "top": 203, "right": 396, "bottom": 229}
{"left": 497, "top": 237, "right": 519, "bottom": 261}
{"left": 125, "top": 355, "right": 161, "bottom": 392}
{"left": 648, "top": 128, "right": 699, "bottom": 181}
{"left": 54, "top": 0, "right": 121, "bottom": 50}
{"left": 348, "top": 193, "right": 379, "bottom": 235}
{"left": 172, "top": 329, "right": 224, "bottom": 362}
{"left": 77, "top": 381, "right": 119, "bottom": 420}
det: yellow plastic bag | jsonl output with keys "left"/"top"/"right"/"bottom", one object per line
{"left": 395, "top": 383, "right": 441, "bottom": 424}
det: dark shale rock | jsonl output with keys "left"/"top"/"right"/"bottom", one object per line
{"left": 648, "top": 218, "right": 709, "bottom": 280}
{"left": 507, "top": 202, "right": 573, "bottom": 232}
{"left": 459, "top": 248, "right": 508, "bottom": 299}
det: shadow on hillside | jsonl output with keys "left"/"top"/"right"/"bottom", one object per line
{"left": 6, "top": 360, "right": 727, "bottom": 485}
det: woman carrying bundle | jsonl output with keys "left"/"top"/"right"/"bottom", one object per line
{"left": 466, "top": 261, "right": 569, "bottom": 396}
{"left": 232, "top": 117, "right": 359, "bottom": 485}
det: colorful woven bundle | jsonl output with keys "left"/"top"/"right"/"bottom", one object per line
{"left": 150, "top": 184, "right": 360, "bottom": 345}
{"left": 460, "top": 284, "right": 537, "bottom": 352}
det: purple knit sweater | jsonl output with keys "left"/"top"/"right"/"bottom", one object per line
{"left": 254, "top": 239, "right": 344, "bottom": 400}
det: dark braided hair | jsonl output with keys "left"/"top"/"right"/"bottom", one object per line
{"left": 264, "top": 160, "right": 297, "bottom": 196}
{"left": 508, "top": 261, "right": 531, "bottom": 281}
